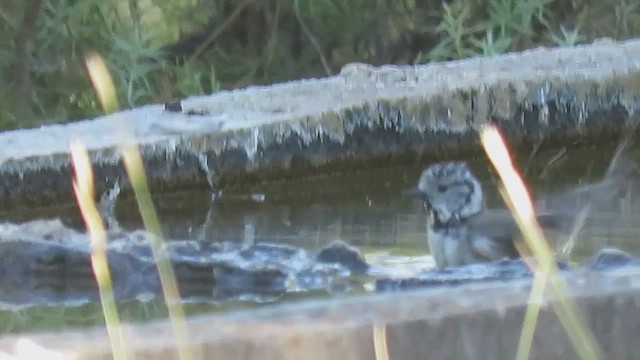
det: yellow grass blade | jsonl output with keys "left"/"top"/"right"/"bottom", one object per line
{"left": 85, "top": 52, "right": 118, "bottom": 114}
{"left": 85, "top": 52, "right": 194, "bottom": 359}
{"left": 373, "top": 323, "right": 389, "bottom": 360}
{"left": 70, "top": 140, "right": 131, "bottom": 360}
{"left": 480, "top": 125, "right": 602, "bottom": 360}
{"left": 120, "top": 141, "right": 196, "bottom": 360}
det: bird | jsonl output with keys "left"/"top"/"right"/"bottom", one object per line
{"left": 405, "top": 161, "right": 581, "bottom": 269}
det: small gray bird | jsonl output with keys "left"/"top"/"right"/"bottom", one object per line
{"left": 406, "top": 162, "right": 572, "bottom": 269}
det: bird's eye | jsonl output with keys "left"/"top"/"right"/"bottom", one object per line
{"left": 437, "top": 184, "right": 448, "bottom": 193}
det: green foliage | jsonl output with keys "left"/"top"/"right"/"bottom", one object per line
{"left": 2, "top": 0, "right": 640, "bottom": 130}
{"left": 548, "top": 26, "right": 585, "bottom": 47}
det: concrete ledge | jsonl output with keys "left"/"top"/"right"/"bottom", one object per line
{"left": 2, "top": 39, "right": 640, "bottom": 208}
{"left": 2, "top": 270, "right": 639, "bottom": 359}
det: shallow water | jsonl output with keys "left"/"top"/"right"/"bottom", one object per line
{"left": 2, "top": 143, "right": 640, "bottom": 333}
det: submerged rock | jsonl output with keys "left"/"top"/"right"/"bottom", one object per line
{"left": 315, "top": 240, "right": 369, "bottom": 274}
{"left": 374, "top": 248, "right": 640, "bottom": 292}
{"left": 375, "top": 259, "right": 570, "bottom": 292}
{"left": 2, "top": 219, "right": 640, "bottom": 308}
{"left": 586, "top": 247, "right": 640, "bottom": 271}
{"left": 0, "top": 220, "right": 366, "bottom": 307}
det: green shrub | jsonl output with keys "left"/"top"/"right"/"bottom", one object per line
{"left": 1, "top": 0, "right": 640, "bottom": 130}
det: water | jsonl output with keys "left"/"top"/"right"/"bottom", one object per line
{"left": 2, "top": 143, "right": 640, "bottom": 334}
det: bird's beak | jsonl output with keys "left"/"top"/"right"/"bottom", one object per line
{"left": 404, "top": 187, "right": 432, "bottom": 211}
{"left": 402, "top": 186, "right": 425, "bottom": 199}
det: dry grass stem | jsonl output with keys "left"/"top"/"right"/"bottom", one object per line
{"left": 70, "top": 139, "right": 131, "bottom": 360}
{"left": 480, "top": 125, "right": 602, "bottom": 360}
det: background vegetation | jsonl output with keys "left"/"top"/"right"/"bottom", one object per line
{"left": 1, "top": 0, "right": 640, "bottom": 130}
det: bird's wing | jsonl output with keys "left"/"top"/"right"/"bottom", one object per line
{"left": 467, "top": 208, "right": 573, "bottom": 259}
{"left": 467, "top": 210, "right": 518, "bottom": 240}
{"left": 467, "top": 210, "right": 520, "bottom": 260}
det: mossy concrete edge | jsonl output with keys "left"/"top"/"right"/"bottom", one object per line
{"left": 2, "top": 39, "right": 640, "bottom": 208}
{"left": 1, "top": 270, "right": 638, "bottom": 359}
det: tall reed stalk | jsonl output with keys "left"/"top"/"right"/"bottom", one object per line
{"left": 480, "top": 125, "right": 602, "bottom": 360}
{"left": 84, "top": 52, "right": 195, "bottom": 359}
{"left": 70, "top": 140, "right": 131, "bottom": 360}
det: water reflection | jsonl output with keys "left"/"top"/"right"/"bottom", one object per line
{"left": 3, "top": 144, "right": 638, "bottom": 264}
{"left": 0, "top": 143, "right": 616, "bottom": 262}
{"left": 104, "top": 145, "right": 640, "bottom": 260}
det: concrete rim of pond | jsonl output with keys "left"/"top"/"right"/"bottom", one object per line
{"left": 0, "top": 269, "right": 638, "bottom": 359}
{"left": 1, "top": 38, "right": 640, "bottom": 209}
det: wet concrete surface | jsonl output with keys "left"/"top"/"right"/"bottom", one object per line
{"left": 2, "top": 266, "right": 640, "bottom": 359}
{"left": 0, "top": 214, "right": 633, "bottom": 309}
{"left": 0, "top": 219, "right": 369, "bottom": 307}
{"left": 2, "top": 39, "right": 640, "bottom": 209}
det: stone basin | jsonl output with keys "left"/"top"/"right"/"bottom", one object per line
{"left": 3, "top": 38, "right": 640, "bottom": 359}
